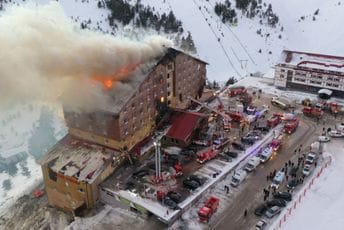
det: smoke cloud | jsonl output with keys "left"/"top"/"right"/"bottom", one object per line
{"left": 0, "top": 2, "right": 172, "bottom": 111}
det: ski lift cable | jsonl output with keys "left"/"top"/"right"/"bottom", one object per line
{"left": 200, "top": 1, "right": 242, "bottom": 66}
{"left": 191, "top": 0, "right": 242, "bottom": 77}
{"left": 205, "top": 0, "right": 257, "bottom": 65}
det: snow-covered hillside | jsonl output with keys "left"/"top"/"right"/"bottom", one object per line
{"left": 142, "top": 0, "right": 344, "bottom": 80}
{"left": 0, "top": 0, "right": 343, "bottom": 225}
{"left": 1, "top": 0, "right": 343, "bottom": 81}
{"left": 0, "top": 104, "right": 67, "bottom": 215}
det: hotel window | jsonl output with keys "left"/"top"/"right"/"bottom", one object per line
{"left": 327, "top": 77, "right": 333, "bottom": 81}
{"left": 310, "top": 80, "right": 321, "bottom": 85}
{"left": 280, "top": 74, "right": 284, "bottom": 78}
{"left": 281, "top": 69, "right": 285, "bottom": 72}
{"left": 326, "top": 83, "right": 332, "bottom": 86}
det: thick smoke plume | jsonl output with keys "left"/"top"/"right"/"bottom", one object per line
{"left": 0, "top": 3, "right": 172, "bottom": 111}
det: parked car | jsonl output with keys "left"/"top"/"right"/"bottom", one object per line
{"left": 255, "top": 219, "right": 268, "bottom": 230}
{"left": 241, "top": 136, "right": 257, "bottom": 145}
{"left": 328, "top": 130, "right": 344, "bottom": 137}
{"left": 232, "top": 142, "right": 245, "bottom": 151}
{"left": 302, "top": 164, "right": 313, "bottom": 177}
{"left": 225, "top": 150, "right": 239, "bottom": 158}
{"left": 132, "top": 169, "right": 149, "bottom": 179}
{"left": 265, "top": 206, "right": 281, "bottom": 218}
{"left": 289, "top": 166, "right": 299, "bottom": 176}
{"left": 305, "top": 153, "right": 318, "bottom": 165}
{"left": 255, "top": 203, "right": 269, "bottom": 216}
{"left": 287, "top": 179, "right": 300, "bottom": 190}
{"left": 167, "top": 191, "right": 182, "bottom": 203}
{"left": 163, "top": 197, "right": 178, "bottom": 210}
{"left": 266, "top": 199, "right": 287, "bottom": 208}
{"left": 183, "top": 178, "right": 200, "bottom": 190}
{"left": 218, "top": 153, "right": 232, "bottom": 162}
{"left": 273, "top": 191, "right": 292, "bottom": 201}
{"left": 254, "top": 125, "right": 270, "bottom": 132}
{"left": 125, "top": 181, "right": 137, "bottom": 193}
{"left": 318, "top": 135, "right": 330, "bottom": 142}
{"left": 271, "top": 171, "right": 285, "bottom": 189}
{"left": 188, "top": 175, "right": 206, "bottom": 186}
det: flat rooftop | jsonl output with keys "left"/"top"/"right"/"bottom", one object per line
{"left": 39, "top": 135, "right": 120, "bottom": 183}
{"left": 279, "top": 50, "right": 344, "bottom": 73}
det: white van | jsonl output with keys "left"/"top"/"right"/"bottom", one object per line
{"left": 259, "top": 147, "right": 273, "bottom": 163}
{"left": 231, "top": 170, "right": 247, "bottom": 187}
{"left": 245, "top": 156, "right": 261, "bottom": 172}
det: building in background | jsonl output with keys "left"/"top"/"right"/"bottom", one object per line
{"left": 274, "top": 50, "right": 344, "bottom": 97}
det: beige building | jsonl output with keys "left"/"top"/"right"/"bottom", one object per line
{"left": 274, "top": 50, "right": 344, "bottom": 97}
{"left": 39, "top": 136, "right": 125, "bottom": 212}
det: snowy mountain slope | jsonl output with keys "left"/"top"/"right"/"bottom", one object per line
{"left": 0, "top": 104, "right": 67, "bottom": 215}
{"left": 140, "top": 0, "right": 344, "bottom": 81}
{"left": 1, "top": 0, "right": 343, "bottom": 81}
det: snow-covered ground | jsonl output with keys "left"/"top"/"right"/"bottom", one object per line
{"left": 141, "top": 0, "right": 344, "bottom": 80}
{"left": 2, "top": 0, "right": 343, "bottom": 81}
{"left": 280, "top": 139, "right": 344, "bottom": 230}
{"left": 0, "top": 103, "right": 67, "bottom": 215}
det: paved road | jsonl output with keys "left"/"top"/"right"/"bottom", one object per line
{"left": 211, "top": 119, "right": 317, "bottom": 230}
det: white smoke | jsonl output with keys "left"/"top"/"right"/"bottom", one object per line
{"left": 0, "top": 2, "right": 172, "bottom": 111}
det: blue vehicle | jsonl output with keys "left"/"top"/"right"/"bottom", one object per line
{"left": 271, "top": 171, "right": 285, "bottom": 189}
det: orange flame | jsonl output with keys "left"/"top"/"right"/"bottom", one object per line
{"left": 92, "top": 63, "right": 139, "bottom": 90}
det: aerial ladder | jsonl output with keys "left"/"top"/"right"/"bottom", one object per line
{"left": 188, "top": 97, "right": 232, "bottom": 132}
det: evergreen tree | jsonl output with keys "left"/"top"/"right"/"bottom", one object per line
{"left": 226, "top": 77, "right": 237, "bottom": 86}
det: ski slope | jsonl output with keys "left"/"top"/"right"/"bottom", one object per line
{"left": 141, "top": 0, "right": 344, "bottom": 81}
{"left": 1, "top": 0, "right": 343, "bottom": 81}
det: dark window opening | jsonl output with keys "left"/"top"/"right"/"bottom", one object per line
{"left": 48, "top": 168, "right": 57, "bottom": 182}
{"left": 179, "top": 94, "right": 183, "bottom": 102}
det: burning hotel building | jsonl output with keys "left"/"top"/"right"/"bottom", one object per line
{"left": 39, "top": 48, "right": 207, "bottom": 212}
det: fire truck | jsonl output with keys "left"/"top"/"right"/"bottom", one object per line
{"left": 228, "top": 86, "right": 246, "bottom": 97}
{"left": 197, "top": 147, "right": 219, "bottom": 164}
{"left": 198, "top": 196, "right": 220, "bottom": 222}
{"left": 284, "top": 119, "right": 299, "bottom": 134}
{"left": 267, "top": 115, "right": 281, "bottom": 128}
{"left": 302, "top": 106, "right": 324, "bottom": 118}
{"left": 228, "top": 111, "right": 244, "bottom": 122}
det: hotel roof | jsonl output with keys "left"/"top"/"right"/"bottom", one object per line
{"left": 279, "top": 50, "right": 344, "bottom": 73}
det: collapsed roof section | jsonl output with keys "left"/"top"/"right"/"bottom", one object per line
{"left": 39, "top": 135, "right": 118, "bottom": 184}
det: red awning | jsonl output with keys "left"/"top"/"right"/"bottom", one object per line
{"left": 166, "top": 111, "right": 203, "bottom": 142}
